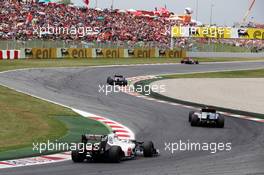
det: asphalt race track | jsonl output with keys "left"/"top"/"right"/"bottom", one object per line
{"left": 0, "top": 61, "right": 264, "bottom": 175}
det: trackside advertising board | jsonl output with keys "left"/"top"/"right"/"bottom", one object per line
{"left": 18, "top": 48, "right": 186, "bottom": 59}
{"left": 172, "top": 26, "right": 264, "bottom": 40}
{"left": 25, "top": 48, "right": 57, "bottom": 59}
{"left": 61, "top": 48, "right": 94, "bottom": 58}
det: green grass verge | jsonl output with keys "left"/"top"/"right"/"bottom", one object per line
{"left": 134, "top": 68, "right": 264, "bottom": 119}
{"left": 0, "top": 85, "right": 74, "bottom": 152}
{"left": 0, "top": 57, "right": 264, "bottom": 72}
{"left": 0, "top": 115, "right": 109, "bottom": 161}
{"left": 0, "top": 84, "right": 109, "bottom": 160}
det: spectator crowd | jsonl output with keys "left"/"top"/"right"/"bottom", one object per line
{"left": 0, "top": 0, "right": 178, "bottom": 45}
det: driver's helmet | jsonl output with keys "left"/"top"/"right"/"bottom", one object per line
{"left": 113, "top": 131, "right": 118, "bottom": 138}
{"left": 109, "top": 131, "right": 118, "bottom": 140}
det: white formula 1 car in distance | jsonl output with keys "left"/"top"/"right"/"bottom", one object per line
{"left": 71, "top": 133, "right": 159, "bottom": 163}
{"left": 189, "top": 107, "right": 225, "bottom": 128}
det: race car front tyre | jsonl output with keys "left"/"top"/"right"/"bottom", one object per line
{"left": 217, "top": 114, "right": 225, "bottom": 128}
{"left": 108, "top": 146, "right": 122, "bottom": 163}
{"left": 191, "top": 114, "right": 199, "bottom": 126}
{"left": 143, "top": 141, "right": 154, "bottom": 157}
{"left": 189, "top": 111, "right": 195, "bottom": 122}
{"left": 71, "top": 150, "right": 86, "bottom": 163}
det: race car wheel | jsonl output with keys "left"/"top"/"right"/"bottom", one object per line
{"left": 107, "top": 77, "right": 111, "bottom": 83}
{"left": 217, "top": 114, "right": 225, "bottom": 128}
{"left": 189, "top": 111, "right": 195, "bottom": 122}
{"left": 71, "top": 150, "right": 86, "bottom": 163}
{"left": 195, "top": 61, "right": 199, "bottom": 64}
{"left": 143, "top": 141, "right": 154, "bottom": 157}
{"left": 107, "top": 77, "right": 114, "bottom": 85}
{"left": 191, "top": 114, "right": 199, "bottom": 126}
{"left": 108, "top": 146, "right": 122, "bottom": 163}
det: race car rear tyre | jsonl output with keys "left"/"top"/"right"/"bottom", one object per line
{"left": 143, "top": 141, "right": 154, "bottom": 157}
{"left": 71, "top": 150, "right": 86, "bottom": 163}
{"left": 107, "top": 77, "right": 111, "bottom": 83}
{"left": 107, "top": 77, "right": 114, "bottom": 85}
{"left": 108, "top": 146, "right": 122, "bottom": 163}
{"left": 189, "top": 111, "right": 195, "bottom": 122}
{"left": 217, "top": 114, "right": 225, "bottom": 128}
{"left": 191, "top": 114, "right": 199, "bottom": 126}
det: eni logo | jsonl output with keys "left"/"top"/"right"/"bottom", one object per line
{"left": 71, "top": 49, "right": 90, "bottom": 58}
{"left": 253, "top": 30, "right": 264, "bottom": 40}
{"left": 35, "top": 48, "right": 54, "bottom": 59}
{"left": 137, "top": 50, "right": 151, "bottom": 58}
{"left": 168, "top": 50, "right": 185, "bottom": 58}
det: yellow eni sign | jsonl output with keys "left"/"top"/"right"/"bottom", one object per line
{"left": 172, "top": 26, "right": 264, "bottom": 40}
{"left": 31, "top": 48, "right": 57, "bottom": 59}
{"left": 95, "top": 48, "right": 125, "bottom": 58}
{"left": 158, "top": 49, "right": 186, "bottom": 58}
{"left": 64, "top": 48, "right": 93, "bottom": 58}
{"left": 238, "top": 28, "right": 264, "bottom": 40}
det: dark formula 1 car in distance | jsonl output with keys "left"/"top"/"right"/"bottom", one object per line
{"left": 107, "top": 75, "right": 128, "bottom": 86}
{"left": 181, "top": 57, "right": 199, "bottom": 64}
{"left": 71, "top": 133, "right": 159, "bottom": 163}
{"left": 189, "top": 107, "right": 225, "bottom": 128}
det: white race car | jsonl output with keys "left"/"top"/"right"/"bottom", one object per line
{"left": 189, "top": 107, "right": 225, "bottom": 128}
{"left": 71, "top": 133, "right": 159, "bottom": 163}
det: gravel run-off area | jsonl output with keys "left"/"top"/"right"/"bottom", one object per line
{"left": 151, "top": 78, "right": 264, "bottom": 114}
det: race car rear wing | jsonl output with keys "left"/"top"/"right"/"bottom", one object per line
{"left": 201, "top": 108, "right": 216, "bottom": 113}
{"left": 82, "top": 134, "right": 106, "bottom": 142}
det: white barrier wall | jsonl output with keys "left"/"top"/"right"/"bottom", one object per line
{"left": 187, "top": 52, "right": 264, "bottom": 58}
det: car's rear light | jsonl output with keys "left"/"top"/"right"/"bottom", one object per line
{"left": 127, "top": 147, "right": 132, "bottom": 156}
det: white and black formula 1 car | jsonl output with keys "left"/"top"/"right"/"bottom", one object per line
{"left": 107, "top": 75, "right": 128, "bottom": 86}
{"left": 71, "top": 133, "right": 159, "bottom": 163}
{"left": 181, "top": 57, "right": 199, "bottom": 64}
{"left": 189, "top": 107, "right": 225, "bottom": 128}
